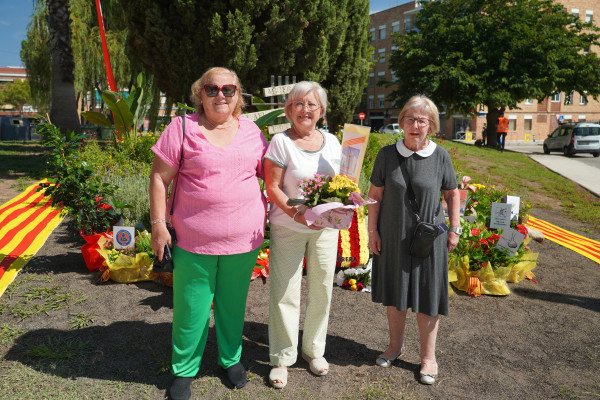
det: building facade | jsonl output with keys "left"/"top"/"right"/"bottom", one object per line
{"left": 0, "top": 67, "right": 35, "bottom": 117}
{"left": 358, "top": 0, "right": 600, "bottom": 141}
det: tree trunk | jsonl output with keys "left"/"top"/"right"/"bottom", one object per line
{"left": 486, "top": 106, "right": 504, "bottom": 148}
{"left": 47, "top": 0, "right": 80, "bottom": 135}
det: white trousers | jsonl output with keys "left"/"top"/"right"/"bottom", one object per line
{"left": 268, "top": 224, "right": 339, "bottom": 366}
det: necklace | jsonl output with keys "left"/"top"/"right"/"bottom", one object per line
{"left": 203, "top": 115, "right": 237, "bottom": 130}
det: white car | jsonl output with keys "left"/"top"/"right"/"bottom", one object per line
{"left": 543, "top": 122, "right": 600, "bottom": 157}
{"left": 381, "top": 123, "right": 400, "bottom": 134}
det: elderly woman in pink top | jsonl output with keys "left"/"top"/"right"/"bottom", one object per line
{"left": 149, "top": 67, "right": 267, "bottom": 400}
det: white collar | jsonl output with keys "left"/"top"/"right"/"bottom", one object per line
{"left": 396, "top": 139, "right": 437, "bottom": 158}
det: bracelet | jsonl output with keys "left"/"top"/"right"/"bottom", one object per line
{"left": 292, "top": 210, "right": 300, "bottom": 221}
{"left": 151, "top": 218, "right": 167, "bottom": 225}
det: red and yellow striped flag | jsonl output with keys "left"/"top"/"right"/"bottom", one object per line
{"left": 0, "top": 181, "right": 66, "bottom": 297}
{"left": 525, "top": 216, "right": 600, "bottom": 264}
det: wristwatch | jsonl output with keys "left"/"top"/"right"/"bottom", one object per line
{"left": 449, "top": 226, "right": 463, "bottom": 234}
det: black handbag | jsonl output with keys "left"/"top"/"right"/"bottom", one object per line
{"left": 396, "top": 151, "right": 442, "bottom": 259}
{"left": 153, "top": 116, "right": 185, "bottom": 273}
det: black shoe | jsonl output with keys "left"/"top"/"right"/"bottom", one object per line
{"left": 169, "top": 376, "right": 192, "bottom": 400}
{"left": 225, "top": 362, "right": 247, "bottom": 389}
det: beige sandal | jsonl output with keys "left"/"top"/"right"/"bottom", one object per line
{"left": 269, "top": 367, "right": 288, "bottom": 389}
{"left": 302, "top": 353, "right": 329, "bottom": 376}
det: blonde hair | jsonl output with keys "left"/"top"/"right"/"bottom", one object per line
{"left": 398, "top": 95, "right": 440, "bottom": 135}
{"left": 284, "top": 81, "right": 327, "bottom": 122}
{"left": 190, "top": 67, "right": 245, "bottom": 117}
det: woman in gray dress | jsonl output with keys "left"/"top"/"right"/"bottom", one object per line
{"left": 367, "top": 95, "right": 460, "bottom": 385}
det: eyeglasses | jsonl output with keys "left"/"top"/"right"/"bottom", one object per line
{"left": 204, "top": 84, "right": 237, "bottom": 97}
{"left": 403, "top": 117, "right": 431, "bottom": 127}
{"left": 293, "top": 102, "right": 320, "bottom": 112}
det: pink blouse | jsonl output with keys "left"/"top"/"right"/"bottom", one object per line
{"left": 152, "top": 113, "right": 268, "bottom": 255}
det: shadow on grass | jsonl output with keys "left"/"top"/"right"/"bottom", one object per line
{"left": 513, "top": 287, "right": 600, "bottom": 313}
{"left": 4, "top": 318, "right": 408, "bottom": 388}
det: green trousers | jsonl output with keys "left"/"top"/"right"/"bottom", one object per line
{"left": 171, "top": 245, "right": 259, "bottom": 377}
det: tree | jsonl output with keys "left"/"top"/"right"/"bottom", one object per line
{"left": 0, "top": 80, "right": 33, "bottom": 116}
{"left": 388, "top": 0, "right": 600, "bottom": 145}
{"left": 118, "top": 0, "right": 371, "bottom": 130}
{"left": 47, "top": 0, "right": 81, "bottom": 133}
{"left": 21, "top": 0, "right": 51, "bottom": 115}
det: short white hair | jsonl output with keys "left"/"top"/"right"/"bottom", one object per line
{"left": 284, "top": 81, "right": 327, "bottom": 122}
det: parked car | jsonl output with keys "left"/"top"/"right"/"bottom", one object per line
{"left": 381, "top": 123, "right": 400, "bottom": 134}
{"left": 543, "top": 122, "right": 600, "bottom": 157}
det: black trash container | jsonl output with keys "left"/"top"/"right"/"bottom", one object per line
{"left": 0, "top": 117, "right": 32, "bottom": 140}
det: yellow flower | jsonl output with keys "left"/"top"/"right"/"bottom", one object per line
{"left": 350, "top": 284, "right": 358, "bottom": 291}
{"left": 328, "top": 174, "right": 359, "bottom": 193}
{"left": 348, "top": 279, "right": 356, "bottom": 285}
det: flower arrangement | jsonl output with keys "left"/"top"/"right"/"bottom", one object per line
{"left": 449, "top": 178, "right": 537, "bottom": 296}
{"left": 290, "top": 174, "right": 376, "bottom": 229}
{"left": 296, "top": 174, "right": 362, "bottom": 207}
{"left": 451, "top": 221, "right": 530, "bottom": 272}
{"left": 335, "top": 263, "right": 372, "bottom": 292}
{"left": 96, "top": 230, "right": 173, "bottom": 286}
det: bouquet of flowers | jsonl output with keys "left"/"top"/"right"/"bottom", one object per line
{"left": 289, "top": 174, "right": 376, "bottom": 229}
{"left": 335, "top": 262, "right": 372, "bottom": 292}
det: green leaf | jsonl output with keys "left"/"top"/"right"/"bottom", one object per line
{"left": 81, "top": 111, "right": 112, "bottom": 127}
{"left": 177, "top": 102, "right": 195, "bottom": 112}
{"left": 254, "top": 109, "right": 285, "bottom": 130}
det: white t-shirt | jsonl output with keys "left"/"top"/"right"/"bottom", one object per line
{"left": 265, "top": 130, "right": 342, "bottom": 232}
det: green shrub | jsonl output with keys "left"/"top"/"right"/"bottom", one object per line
{"left": 100, "top": 162, "right": 152, "bottom": 228}
{"left": 358, "top": 133, "right": 402, "bottom": 194}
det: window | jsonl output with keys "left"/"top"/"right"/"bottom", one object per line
{"left": 479, "top": 104, "right": 485, "bottom": 111}
{"left": 379, "top": 25, "right": 386, "bottom": 40}
{"left": 578, "top": 115, "right": 586, "bottom": 122}
{"left": 369, "top": 73, "right": 375, "bottom": 86}
{"left": 524, "top": 99, "right": 533, "bottom": 105}
{"left": 368, "top": 95, "right": 374, "bottom": 109}
{"left": 524, "top": 116, "right": 532, "bottom": 131}
{"left": 508, "top": 116, "right": 517, "bottom": 131}
{"left": 378, "top": 48, "right": 385, "bottom": 63}
{"left": 580, "top": 92, "right": 588, "bottom": 105}
{"left": 565, "top": 92, "right": 573, "bottom": 105}
{"left": 369, "top": 28, "right": 375, "bottom": 41}
{"left": 392, "top": 21, "right": 400, "bottom": 33}
{"left": 585, "top": 10, "right": 593, "bottom": 23}
{"left": 378, "top": 94, "right": 385, "bottom": 108}
{"left": 551, "top": 92, "right": 561, "bottom": 102}
{"left": 390, "top": 70, "right": 396, "bottom": 81}
{"left": 377, "top": 71, "right": 385, "bottom": 84}
{"left": 404, "top": 17, "right": 412, "bottom": 32}
{"left": 572, "top": 8, "right": 579, "bottom": 21}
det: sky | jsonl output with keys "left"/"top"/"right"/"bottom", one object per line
{"left": 0, "top": 0, "right": 411, "bottom": 68}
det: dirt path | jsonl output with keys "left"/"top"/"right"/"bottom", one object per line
{"left": 1, "top": 181, "right": 599, "bottom": 399}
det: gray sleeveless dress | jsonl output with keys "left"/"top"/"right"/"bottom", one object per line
{"left": 369, "top": 142, "right": 457, "bottom": 316}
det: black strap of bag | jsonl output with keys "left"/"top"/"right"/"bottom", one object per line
{"left": 395, "top": 149, "right": 440, "bottom": 223}
{"left": 168, "top": 116, "right": 185, "bottom": 223}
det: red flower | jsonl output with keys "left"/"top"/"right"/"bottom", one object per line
{"left": 341, "top": 280, "right": 350, "bottom": 289}
{"left": 478, "top": 238, "right": 488, "bottom": 245}
{"left": 356, "top": 282, "right": 364, "bottom": 291}
{"left": 471, "top": 228, "right": 480, "bottom": 236}
{"left": 492, "top": 233, "right": 501, "bottom": 241}
{"left": 516, "top": 224, "right": 528, "bottom": 236}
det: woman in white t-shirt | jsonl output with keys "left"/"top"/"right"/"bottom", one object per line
{"left": 264, "top": 81, "right": 341, "bottom": 389}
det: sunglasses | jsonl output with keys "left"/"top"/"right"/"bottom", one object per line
{"left": 204, "top": 84, "right": 237, "bottom": 97}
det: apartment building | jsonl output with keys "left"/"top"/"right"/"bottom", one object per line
{"left": 0, "top": 66, "right": 32, "bottom": 117}
{"left": 358, "top": 0, "right": 600, "bottom": 141}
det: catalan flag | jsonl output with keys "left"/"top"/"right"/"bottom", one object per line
{"left": 525, "top": 216, "right": 600, "bottom": 264}
{"left": 0, "top": 181, "right": 66, "bottom": 297}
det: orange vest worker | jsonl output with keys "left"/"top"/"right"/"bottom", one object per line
{"left": 497, "top": 117, "right": 509, "bottom": 134}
